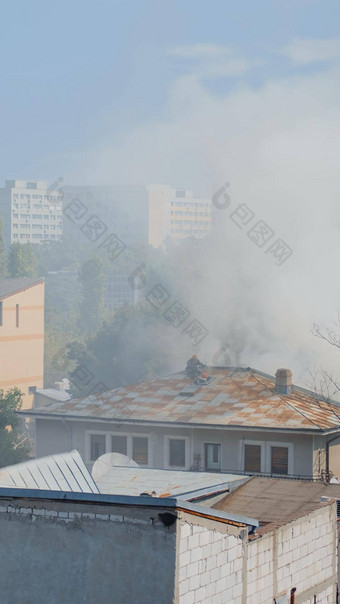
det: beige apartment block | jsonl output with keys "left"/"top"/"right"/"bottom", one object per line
{"left": 0, "top": 277, "right": 44, "bottom": 410}
{"left": 148, "top": 184, "right": 212, "bottom": 248}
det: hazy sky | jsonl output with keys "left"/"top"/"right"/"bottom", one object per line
{"left": 2, "top": 1, "right": 340, "bottom": 382}
{"left": 1, "top": 0, "right": 339, "bottom": 185}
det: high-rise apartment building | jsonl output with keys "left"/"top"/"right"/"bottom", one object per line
{"left": 147, "top": 184, "right": 212, "bottom": 248}
{"left": 0, "top": 180, "right": 63, "bottom": 246}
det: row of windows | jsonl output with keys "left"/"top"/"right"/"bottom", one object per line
{"left": 13, "top": 203, "right": 62, "bottom": 210}
{"left": 90, "top": 434, "right": 150, "bottom": 465}
{"left": 170, "top": 201, "right": 210, "bottom": 208}
{"left": 13, "top": 214, "right": 62, "bottom": 220}
{"left": 170, "top": 230, "right": 208, "bottom": 236}
{"left": 170, "top": 220, "right": 210, "bottom": 226}
{"left": 12, "top": 194, "right": 62, "bottom": 201}
{"left": 89, "top": 433, "right": 292, "bottom": 475}
{"left": 89, "top": 433, "right": 189, "bottom": 468}
{"left": 12, "top": 234, "right": 62, "bottom": 240}
{"left": 170, "top": 211, "right": 210, "bottom": 217}
{"left": 12, "top": 224, "right": 61, "bottom": 230}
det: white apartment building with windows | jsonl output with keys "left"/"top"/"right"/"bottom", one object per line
{"left": 0, "top": 180, "right": 63, "bottom": 246}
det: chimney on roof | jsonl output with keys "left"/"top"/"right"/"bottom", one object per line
{"left": 275, "top": 369, "right": 292, "bottom": 395}
{"left": 54, "top": 379, "right": 70, "bottom": 391}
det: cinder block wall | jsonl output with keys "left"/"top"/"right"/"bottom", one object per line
{"left": 246, "top": 503, "right": 337, "bottom": 603}
{"left": 177, "top": 515, "right": 244, "bottom": 603}
{"left": 177, "top": 503, "right": 337, "bottom": 604}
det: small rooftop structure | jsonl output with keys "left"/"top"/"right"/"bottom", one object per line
{"left": 0, "top": 450, "right": 98, "bottom": 494}
{"left": 35, "top": 387, "right": 71, "bottom": 403}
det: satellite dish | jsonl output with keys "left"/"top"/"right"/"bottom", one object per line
{"left": 91, "top": 452, "right": 138, "bottom": 482}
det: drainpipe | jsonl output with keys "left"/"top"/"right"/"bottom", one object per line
{"left": 326, "top": 434, "right": 340, "bottom": 476}
{"left": 290, "top": 587, "right": 296, "bottom": 603}
{"left": 61, "top": 417, "right": 73, "bottom": 450}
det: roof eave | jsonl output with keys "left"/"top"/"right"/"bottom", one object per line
{"left": 18, "top": 410, "right": 334, "bottom": 434}
{"left": 0, "top": 278, "right": 44, "bottom": 300}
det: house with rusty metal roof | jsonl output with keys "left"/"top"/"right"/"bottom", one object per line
{"left": 20, "top": 365, "right": 340, "bottom": 480}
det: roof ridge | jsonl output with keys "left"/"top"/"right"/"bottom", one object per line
{"left": 252, "top": 374, "right": 329, "bottom": 430}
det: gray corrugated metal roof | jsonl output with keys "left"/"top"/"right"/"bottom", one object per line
{"left": 0, "top": 277, "right": 43, "bottom": 299}
{"left": 0, "top": 450, "right": 99, "bottom": 493}
{"left": 213, "top": 476, "right": 340, "bottom": 525}
{"left": 21, "top": 367, "right": 340, "bottom": 432}
{"left": 95, "top": 466, "right": 247, "bottom": 498}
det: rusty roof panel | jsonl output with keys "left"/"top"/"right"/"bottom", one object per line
{"left": 22, "top": 367, "right": 340, "bottom": 433}
{"left": 213, "top": 476, "right": 340, "bottom": 527}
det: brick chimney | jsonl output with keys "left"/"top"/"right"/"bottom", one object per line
{"left": 275, "top": 369, "right": 292, "bottom": 394}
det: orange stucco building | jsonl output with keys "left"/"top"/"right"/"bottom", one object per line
{"left": 0, "top": 277, "right": 44, "bottom": 410}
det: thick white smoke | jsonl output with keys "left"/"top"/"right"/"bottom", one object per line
{"left": 30, "top": 39, "right": 340, "bottom": 385}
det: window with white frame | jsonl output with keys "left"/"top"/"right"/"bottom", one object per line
{"left": 88, "top": 432, "right": 151, "bottom": 465}
{"left": 90, "top": 434, "right": 106, "bottom": 461}
{"left": 132, "top": 437, "right": 149, "bottom": 465}
{"left": 241, "top": 440, "right": 293, "bottom": 475}
{"left": 266, "top": 441, "right": 293, "bottom": 476}
{"left": 242, "top": 440, "right": 265, "bottom": 473}
{"left": 111, "top": 434, "right": 127, "bottom": 456}
{"left": 271, "top": 446, "right": 289, "bottom": 475}
{"left": 244, "top": 444, "right": 262, "bottom": 472}
{"left": 204, "top": 443, "right": 221, "bottom": 471}
{"left": 164, "top": 437, "right": 189, "bottom": 469}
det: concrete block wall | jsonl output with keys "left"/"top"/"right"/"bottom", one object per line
{"left": 178, "top": 520, "right": 244, "bottom": 604}
{"left": 246, "top": 533, "right": 274, "bottom": 602}
{"left": 177, "top": 504, "right": 337, "bottom": 604}
{"left": 247, "top": 503, "right": 337, "bottom": 604}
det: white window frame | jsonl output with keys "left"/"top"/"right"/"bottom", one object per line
{"left": 240, "top": 440, "right": 266, "bottom": 473}
{"left": 266, "top": 441, "right": 294, "bottom": 476}
{"left": 86, "top": 430, "right": 152, "bottom": 466}
{"left": 86, "top": 431, "right": 107, "bottom": 463}
{"left": 164, "top": 436, "right": 190, "bottom": 470}
{"left": 202, "top": 441, "right": 222, "bottom": 471}
{"left": 240, "top": 440, "right": 294, "bottom": 475}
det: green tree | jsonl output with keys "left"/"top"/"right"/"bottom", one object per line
{"left": 8, "top": 242, "right": 38, "bottom": 278}
{"left": 0, "top": 214, "right": 7, "bottom": 278}
{"left": 68, "top": 302, "right": 180, "bottom": 396}
{"left": 0, "top": 388, "right": 30, "bottom": 467}
{"left": 78, "top": 255, "right": 106, "bottom": 333}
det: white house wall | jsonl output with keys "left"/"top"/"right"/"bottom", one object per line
{"left": 35, "top": 419, "right": 314, "bottom": 477}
